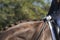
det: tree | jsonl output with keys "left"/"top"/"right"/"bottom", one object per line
{"left": 0, "top": 0, "right": 51, "bottom": 30}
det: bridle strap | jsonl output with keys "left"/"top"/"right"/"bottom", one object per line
{"left": 32, "top": 21, "right": 47, "bottom": 40}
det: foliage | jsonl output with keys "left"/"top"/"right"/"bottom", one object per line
{"left": 0, "top": 0, "right": 51, "bottom": 30}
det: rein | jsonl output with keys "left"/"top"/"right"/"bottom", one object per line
{"left": 32, "top": 21, "right": 47, "bottom": 40}
{"left": 32, "top": 15, "right": 60, "bottom": 40}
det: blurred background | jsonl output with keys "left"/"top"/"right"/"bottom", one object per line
{"left": 0, "top": 0, "right": 52, "bottom": 31}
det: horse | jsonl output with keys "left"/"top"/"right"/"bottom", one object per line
{"left": 0, "top": 0, "right": 60, "bottom": 40}
{"left": 0, "top": 21, "right": 52, "bottom": 40}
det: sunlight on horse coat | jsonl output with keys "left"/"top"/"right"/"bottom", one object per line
{"left": 0, "top": 21, "right": 52, "bottom": 40}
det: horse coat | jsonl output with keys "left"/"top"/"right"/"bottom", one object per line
{"left": 0, "top": 21, "right": 52, "bottom": 40}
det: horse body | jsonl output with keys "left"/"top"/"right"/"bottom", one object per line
{"left": 0, "top": 21, "right": 52, "bottom": 40}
